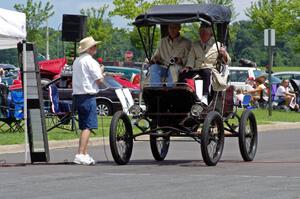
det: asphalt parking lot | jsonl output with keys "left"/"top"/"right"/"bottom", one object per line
{"left": 0, "top": 126, "right": 300, "bottom": 199}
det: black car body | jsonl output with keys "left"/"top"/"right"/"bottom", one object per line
{"left": 43, "top": 72, "right": 125, "bottom": 116}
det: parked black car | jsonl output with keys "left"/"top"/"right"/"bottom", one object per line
{"left": 43, "top": 72, "right": 128, "bottom": 116}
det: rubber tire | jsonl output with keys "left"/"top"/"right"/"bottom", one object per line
{"left": 109, "top": 111, "right": 133, "bottom": 165}
{"left": 239, "top": 110, "right": 258, "bottom": 161}
{"left": 150, "top": 131, "right": 170, "bottom": 161}
{"left": 201, "top": 111, "right": 225, "bottom": 166}
{"left": 97, "top": 101, "right": 112, "bottom": 116}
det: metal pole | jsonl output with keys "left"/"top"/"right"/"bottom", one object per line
{"left": 46, "top": 20, "right": 50, "bottom": 60}
{"left": 57, "top": 23, "right": 62, "bottom": 58}
{"left": 268, "top": 29, "right": 272, "bottom": 116}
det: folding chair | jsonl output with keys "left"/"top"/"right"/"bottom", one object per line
{"left": 242, "top": 94, "right": 254, "bottom": 110}
{"left": 115, "top": 88, "right": 134, "bottom": 114}
{"left": 46, "top": 83, "right": 78, "bottom": 132}
{"left": 0, "top": 87, "right": 24, "bottom": 133}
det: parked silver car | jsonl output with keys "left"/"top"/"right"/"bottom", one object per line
{"left": 272, "top": 71, "right": 300, "bottom": 81}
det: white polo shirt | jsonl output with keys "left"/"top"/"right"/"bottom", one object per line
{"left": 72, "top": 53, "right": 103, "bottom": 95}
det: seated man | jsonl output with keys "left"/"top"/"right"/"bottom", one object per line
{"left": 274, "top": 79, "right": 299, "bottom": 110}
{"left": 180, "top": 22, "right": 230, "bottom": 104}
{"left": 149, "top": 23, "right": 191, "bottom": 86}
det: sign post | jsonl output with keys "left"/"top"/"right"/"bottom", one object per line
{"left": 264, "top": 29, "right": 275, "bottom": 116}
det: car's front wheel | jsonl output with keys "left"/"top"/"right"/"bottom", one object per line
{"left": 96, "top": 101, "right": 112, "bottom": 116}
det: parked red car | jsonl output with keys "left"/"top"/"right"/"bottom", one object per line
{"left": 112, "top": 75, "right": 140, "bottom": 89}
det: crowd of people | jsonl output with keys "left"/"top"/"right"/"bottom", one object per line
{"left": 234, "top": 76, "right": 299, "bottom": 112}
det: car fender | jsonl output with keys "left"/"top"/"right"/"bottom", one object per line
{"left": 95, "top": 96, "right": 120, "bottom": 104}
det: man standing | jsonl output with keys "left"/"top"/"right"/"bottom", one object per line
{"left": 72, "top": 36, "right": 104, "bottom": 165}
{"left": 181, "top": 22, "right": 230, "bottom": 104}
{"left": 149, "top": 23, "right": 191, "bottom": 86}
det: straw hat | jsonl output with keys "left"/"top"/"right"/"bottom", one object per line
{"left": 78, "top": 36, "right": 100, "bottom": 54}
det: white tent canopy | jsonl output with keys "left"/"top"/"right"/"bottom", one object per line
{"left": 0, "top": 8, "right": 26, "bottom": 49}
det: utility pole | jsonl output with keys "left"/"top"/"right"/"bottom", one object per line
{"left": 46, "top": 20, "right": 50, "bottom": 60}
{"left": 57, "top": 23, "right": 62, "bottom": 58}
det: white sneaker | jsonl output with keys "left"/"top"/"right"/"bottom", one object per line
{"left": 73, "top": 154, "right": 94, "bottom": 165}
{"left": 85, "top": 154, "right": 95, "bottom": 165}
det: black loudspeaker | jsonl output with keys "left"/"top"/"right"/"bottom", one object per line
{"left": 62, "top": 14, "right": 87, "bottom": 42}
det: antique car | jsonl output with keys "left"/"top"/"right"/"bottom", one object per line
{"left": 109, "top": 4, "right": 258, "bottom": 166}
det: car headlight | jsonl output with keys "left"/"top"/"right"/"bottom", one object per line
{"left": 191, "top": 104, "right": 203, "bottom": 117}
{"left": 129, "top": 104, "right": 142, "bottom": 116}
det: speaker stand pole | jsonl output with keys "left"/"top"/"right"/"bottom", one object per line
{"left": 73, "top": 42, "right": 77, "bottom": 65}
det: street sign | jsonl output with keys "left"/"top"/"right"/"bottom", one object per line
{"left": 264, "top": 29, "right": 275, "bottom": 46}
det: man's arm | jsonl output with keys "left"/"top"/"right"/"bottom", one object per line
{"left": 219, "top": 47, "right": 230, "bottom": 64}
{"left": 95, "top": 78, "right": 104, "bottom": 87}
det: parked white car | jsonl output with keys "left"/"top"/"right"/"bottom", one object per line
{"left": 228, "top": 66, "right": 281, "bottom": 90}
{"left": 228, "top": 66, "right": 263, "bottom": 90}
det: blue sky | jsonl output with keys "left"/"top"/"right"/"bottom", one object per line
{"left": 1, "top": 0, "right": 256, "bottom": 29}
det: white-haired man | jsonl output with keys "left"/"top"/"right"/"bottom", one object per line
{"left": 72, "top": 36, "right": 104, "bottom": 165}
{"left": 180, "top": 22, "right": 230, "bottom": 104}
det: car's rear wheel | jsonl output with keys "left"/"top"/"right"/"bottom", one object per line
{"left": 97, "top": 101, "right": 112, "bottom": 116}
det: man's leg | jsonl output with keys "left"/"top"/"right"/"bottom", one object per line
{"left": 78, "top": 128, "right": 91, "bottom": 155}
{"left": 198, "top": 69, "right": 211, "bottom": 96}
{"left": 178, "top": 70, "right": 196, "bottom": 82}
{"left": 150, "top": 64, "right": 164, "bottom": 86}
{"left": 167, "top": 65, "right": 180, "bottom": 86}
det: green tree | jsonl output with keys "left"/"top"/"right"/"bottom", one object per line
{"left": 0, "top": 49, "right": 19, "bottom": 66}
{"left": 110, "top": 0, "right": 184, "bottom": 60}
{"left": 14, "top": 0, "right": 54, "bottom": 42}
{"left": 245, "top": 0, "right": 299, "bottom": 36}
{"left": 110, "top": 0, "right": 152, "bottom": 20}
{"left": 111, "top": 0, "right": 185, "bottom": 21}
{"left": 229, "top": 20, "right": 300, "bottom": 67}
{"left": 187, "top": 0, "right": 237, "bottom": 20}
{"left": 80, "top": 5, "right": 113, "bottom": 43}
{"left": 80, "top": 5, "right": 117, "bottom": 61}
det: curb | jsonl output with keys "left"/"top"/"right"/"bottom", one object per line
{"left": 257, "top": 122, "right": 300, "bottom": 132}
{"left": 1, "top": 123, "right": 300, "bottom": 154}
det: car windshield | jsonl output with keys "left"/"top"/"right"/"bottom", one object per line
{"left": 104, "top": 66, "right": 141, "bottom": 80}
{"left": 230, "top": 70, "right": 249, "bottom": 82}
{"left": 101, "top": 76, "right": 123, "bottom": 89}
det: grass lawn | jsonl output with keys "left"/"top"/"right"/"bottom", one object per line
{"left": 0, "top": 116, "right": 112, "bottom": 145}
{"left": 1, "top": 109, "right": 300, "bottom": 145}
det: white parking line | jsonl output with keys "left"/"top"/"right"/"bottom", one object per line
{"left": 105, "top": 173, "right": 300, "bottom": 179}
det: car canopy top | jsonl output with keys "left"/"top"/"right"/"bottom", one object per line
{"left": 133, "top": 4, "right": 231, "bottom": 27}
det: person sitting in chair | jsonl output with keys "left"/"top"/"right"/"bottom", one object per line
{"left": 246, "top": 75, "right": 268, "bottom": 107}
{"left": 149, "top": 23, "right": 191, "bottom": 86}
{"left": 179, "top": 22, "right": 230, "bottom": 104}
{"left": 274, "top": 79, "right": 299, "bottom": 111}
